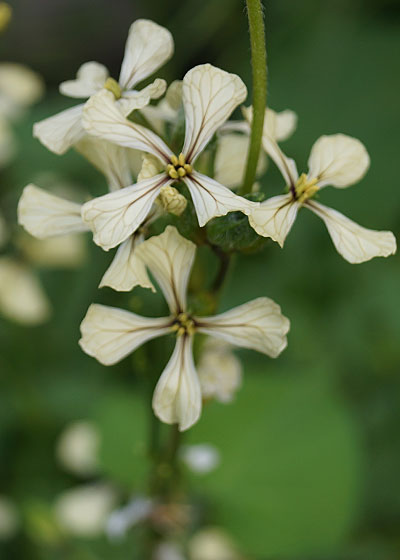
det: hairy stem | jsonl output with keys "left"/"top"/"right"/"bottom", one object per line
{"left": 240, "top": 0, "right": 267, "bottom": 195}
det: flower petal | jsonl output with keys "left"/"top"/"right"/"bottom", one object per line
{"left": 33, "top": 104, "right": 85, "bottom": 155}
{"left": 59, "top": 61, "right": 109, "bottom": 98}
{"left": 81, "top": 174, "right": 170, "bottom": 251}
{"left": 0, "top": 257, "right": 51, "bottom": 325}
{"left": 82, "top": 90, "right": 172, "bottom": 163}
{"left": 214, "top": 133, "right": 266, "bottom": 189}
{"left": 196, "top": 297, "right": 290, "bottom": 358}
{"left": 248, "top": 193, "right": 299, "bottom": 246}
{"left": 135, "top": 226, "right": 195, "bottom": 314}
{"left": 79, "top": 303, "right": 170, "bottom": 365}
{"left": 275, "top": 109, "right": 298, "bottom": 141}
{"left": 183, "top": 171, "right": 255, "bottom": 227}
{"left": 118, "top": 78, "right": 167, "bottom": 117}
{"left": 18, "top": 184, "right": 89, "bottom": 238}
{"left": 152, "top": 335, "right": 201, "bottom": 431}
{"left": 0, "top": 63, "right": 44, "bottom": 109}
{"left": 99, "top": 235, "right": 154, "bottom": 292}
{"left": 75, "top": 137, "right": 132, "bottom": 191}
{"left": 118, "top": 19, "right": 174, "bottom": 90}
{"left": 307, "top": 201, "right": 397, "bottom": 263}
{"left": 243, "top": 106, "right": 298, "bottom": 187}
{"left": 182, "top": 64, "right": 247, "bottom": 163}
{"left": 308, "top": 134, "right": 370, "bottom": 188}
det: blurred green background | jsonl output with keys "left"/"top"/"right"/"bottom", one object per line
{"left": 1, "top": 0, "right": 399, "bottom": 558}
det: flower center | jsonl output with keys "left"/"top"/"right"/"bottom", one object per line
{"left": 170, "top": 312, "right": 196, "bottom": 336}
{"left": 166, "top": 153, "right": 192, "bottom": 180}
{"left": 104, "top": 77, "right": 122, "bottom": 100}
{"left": 294, "top": 173, "right": 319, "bottom": 203}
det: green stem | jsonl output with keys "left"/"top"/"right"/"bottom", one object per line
{"left": 240, "top": 0, "right": 267, "bottom": 195}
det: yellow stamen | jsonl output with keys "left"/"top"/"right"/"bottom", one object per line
{"left": 294, "top": 173, "right": 319, "bottom": 203}
{"left": 104, "top": 77, "right": 122, "bottom": 100}
{"left": 177, "top": 327, "right": 185, "bottom": 337}
{"left": 166, "top": 153, "right": 192, "bottom": 180}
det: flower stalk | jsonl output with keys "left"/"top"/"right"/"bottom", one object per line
{"left": 241, "top": 0, "right": 267, "bottom": 195}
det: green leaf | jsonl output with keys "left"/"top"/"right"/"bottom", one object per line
{"left": 206, "top": 192, "right": 269, "bottom": 253}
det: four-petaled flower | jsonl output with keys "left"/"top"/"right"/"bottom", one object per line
{"left": 80, "top": 63, "right": 256, "bottom": 251}
{"left": 33, "top": 19, "right": 174, "bottom": 155}
{"left": 79, "top": 226, "right": 290, "bottom": 430}
{"left": 249, "top": 132, "right": 397, "bottom": 263}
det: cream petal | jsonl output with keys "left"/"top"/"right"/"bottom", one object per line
{"left": 248, "top": 193, "right": 299, "bottom": 246}
{"left": 308, "top": 134, "right": 370, "bottom": 188}
{"left": 79, "top": 303, "right": 171, "bottom": 366}
{"left": 214, "top": 133, "right": 267, "bottom": 189}
{"left": 59, "top": 61, "right": 109, "bottom": 98}
{"left": 135, "top": 225, "right": 195, "bottom": 314}
{"left": 243, "top": 106, "right": 298, "bottom": 187}
{"left": 307, "top": 201, "right": 397, "bottom": 264}
{"left": 33, "top": 104, "right": 85, "bottom": 155}
{"left": 182, "top": 64, "right": 247, "bottom": 163}
{"left": 18, "top": 184, "right": 89, "bottom": 238}
{"left": 75, "top": 137, "right": 132, "bottom": 191}
{"left": 99, "top": 235, "right": 154, "bottom": 292}
{"left": 0, "top": 257, "right": 51, "bottom": 325}
{"left": 196, "top": 297, "right": 290, "bottom": 358}
{"left": 183, "top": 171, "right": 255, "bottom": 227}
{"left": 118, "top": 78, "right": 167, "bottom": 117}
{"left": 275, "top": 109, "right": 298, "bottom": 141}
{"left": 82, "top": 90, "right": 172, "bottom": 163}
{"left": 81, "top": 174, "right": 170, "bottom": 251}
{"left": 118, "top": 19, "right": 174, "bottom": 90}
{"left": 152, "top": 336, "right": 201, "bottom": 431}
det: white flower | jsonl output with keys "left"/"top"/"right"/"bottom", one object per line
{"left": 249, "top": 133, "right": 397, "bottom": 263}
{"left": 106, "top": 496, "right": 153, "bottom": 540}
{"left": 181, "top": 444, "right": 220, "bottom": 474}
{"left": 79, "top": 226, "right": 289, "bottom": 431}
{"left": 17, "top": 140, "right": 154, "bottom": 292}
{"left": 56, "top": 421, "right": 100, "bottom": 477}
{"left": 33, "top": 19, "right": 173, "bottom": 154}
{"left": 18, "top": 234, "right": 87, "bottom": 269}
{"left": 197, "top": 338, "right": 242, "bottom": 403}
{"left": 189, "top": 527, "right": 241, "bottom": 560}
{"left": 0, "top": 63, "right": 43, "bottom": 120}
{"left": 215, "top": 107, "right": 297, "bottom": 189}
{"left": 54, "top": 483, "right": 116, "bottom": 537}
{"left": 81, "top": 64, "right": 257, "bottom": 251}
{"left": 0, "top": 257, "right": 51, "bottom": 325}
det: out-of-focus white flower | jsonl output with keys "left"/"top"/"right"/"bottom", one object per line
{"left": 54, "top": 483, "right": 116, "bottom": 537}
{"left": 0, "top": 63, "right": 43, "bottom": 120}
{"left": 181, "top": 444, "right": 220, "bottom": 474}
{"left": 18, "top": 233, "right": 87, "bottom": 268}
{"left": 249, "top": 133, "right": 397, "bottom": 263}
{"left": 81, "top": 64, "right": 257, "bottom": 252}
{"left": 56, "top": 421, "right": 100, "bottom": 477}
{"left": 0, "top": 257, "right": 51, "bottom": 324}
{"left": 197, "top": 338, "right": 242, "bottom": 403}
{"left": 79, "top": 226, "right": 290, "bottom": 431}
{"left": 106, "top": 496, "right": 153, "bottom": 540}
{"left": 215, "top": 107, "right": 296, "bottom": 189}
{"left": 155, "top": 541, "right": 186, "bottom": 560}
{"left": 0, "top": 496, "right": 19, "bottom": 540}
{"left": 34, "top": 19, "right": 173, "bottom": 155}
{"left": 189, "top": 527, "right": 241, "bottom": 560}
